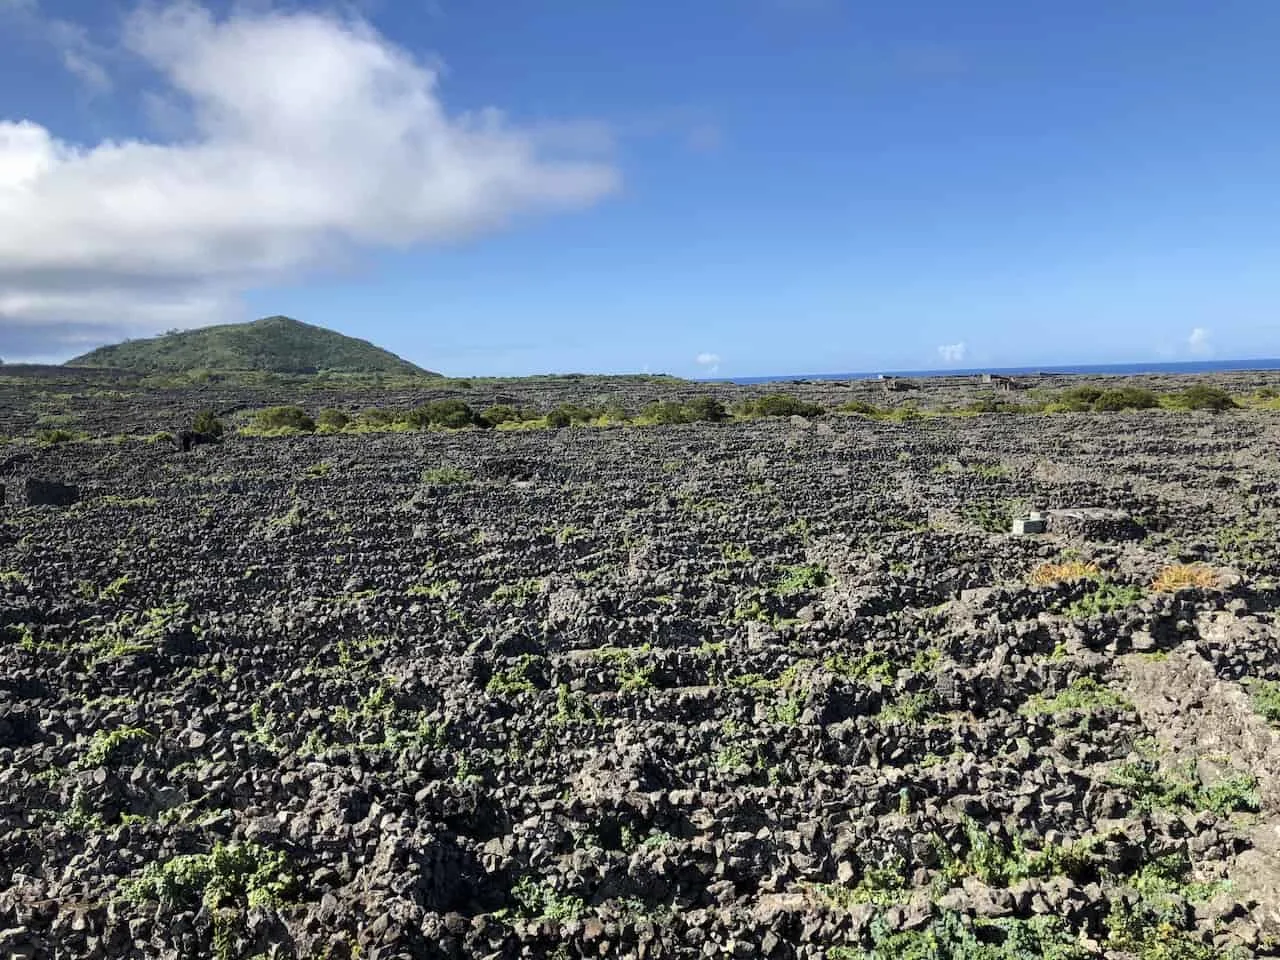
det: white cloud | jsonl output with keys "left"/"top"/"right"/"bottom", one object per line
{"left": 1188, "top": 327, "right": 1212, "bottom": 356}
{"left": 695, "top": 351, "right": 721, "bottom": 374}
{"left": 0, "top": 2, "right": 618, "bottom": 357}
{"left": 937, "top": 341, "right": 967, "bottom": 365}
{"left": 49, "top": 19, "right": 112, "bottom": 93}
{"left": 1, "top": 0, "right": 112, "bottom": 94}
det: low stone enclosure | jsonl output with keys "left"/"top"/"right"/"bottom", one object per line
{"left": 0, "top": 372, "right": 1278, "bottom": 958}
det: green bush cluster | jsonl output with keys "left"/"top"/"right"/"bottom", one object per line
{"left": 421, "top": 466, "right": 472, "bottom": 485}
{"left": 120, "top": 842, "right": 295, "bottom": 910}
{"left": 839, "top": 400, "right": 883, "bottom": 416}
{"left": 212, "top": 380, "right": 1249, "bottom": 444}
{"left": 1019, "top": 676, "right": 1130, "bottom": 716}
{"left": 508, "top": 876, "right": 585, "bottom": 922}
{"left": 545, "top": 403, "right": 600, "bottom": 428}
{"left": 316, "top": 409, "right": 350, "bottom": 433}
{"left": 81, "top": 726, "right": 151, "bottom": 767}
{"left": 1048, "top": 386, "right": 1158, "bottom": 413}
{"left": 248, "top": 405, "right": 316, "bottom": 435}
{"left": 479, "top": 404, "right": 527, "bottom": 427}
{"left": 1247, "top": 386, "right": 1280, "bottom": 410}
{"left": 845, "top": 909, "right": 1087, "bottom": 960}
{"left": 637, "top": 396, "right": 728, "bottom": 425}
{"left": 1105, "top": 853, "right": 1235, "bottom": 960}
{"left": 1167, "top": 384, "right": 1237, "bottom": 411}
{"left": 407, "top": 399, "right": 480, "bottom": 429}
{"left": 250, "top": 400, "right": 490, "bottom": 434}
{"left": 1247, "top": 678, "right": 1280, "bottom": 725}
{"left": 1060, "top": 581, "right": 1145, "bottom": 619}
{"left": 734, "top": 393, "right": 825, "bottom": 419}
{"left": 1107, "top": 757, "right": 1259, "bottom": 815}
{"left": 775, "top": 562, "right": 830, "bottom": 596}
{"left": 191, "top": 410, "right": 225, "bottom": 437}
{"left": 36, "top": 428, "right": 78, "bottom": 445}
{"left": 935, "top": 819, "right": 1101, "bottom": 889}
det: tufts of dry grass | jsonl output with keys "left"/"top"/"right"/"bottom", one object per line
{"left": 1029, "top": 561, "right": 1100, "bottom": 586}
{"left": 1151, "top": 564, "right": 1219, "bottom": 593}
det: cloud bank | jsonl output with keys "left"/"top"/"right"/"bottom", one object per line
{"left": 1188, "top": 327, "right": 1212, "bottom": 357}
{"left": 937, "top": 341, "right": 967, "bottom": 365}
{"left": 695, "top": 351, "right": 721, "bottom": 374}
{"left": 0, "top": 2, "right": 619, "bottom": 356}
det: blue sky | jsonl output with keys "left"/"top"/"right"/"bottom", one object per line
{"left": 1, "top": 0, "right": 1278, "bottom": 376}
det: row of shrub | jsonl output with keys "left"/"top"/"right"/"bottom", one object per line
{"left": 238, "top": 394, "right": 783, "bottom": 436}
{"left": 833, "top": 383, "right": 1241, "bottom": 419}
{"left": 1045, "top": 385, "right": 1161, "bottom": 412}
{"left": 22, "top": 381, "right": 1254, "bottom": 447}
{"left": 202, "top": 382, "right": 1254, "bottom": 440}
{"left": 1041, "top": 384, "right": 1236, "bottom": 413}
{"left": 1040, "top": 384, "right": 1233, "bottom": 413}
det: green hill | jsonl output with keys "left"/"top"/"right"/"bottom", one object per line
{"left": 66, "top": 316, "right": 434, "bottom": 376}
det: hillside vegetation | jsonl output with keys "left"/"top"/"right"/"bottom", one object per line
{"left": 66, "top": 316, "right": 433, "bottom": 376}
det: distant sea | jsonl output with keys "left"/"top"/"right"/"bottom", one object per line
{"left": 712, "top": 358, "right": 1280, "bottom": 386}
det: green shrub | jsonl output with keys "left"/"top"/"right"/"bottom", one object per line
{"left": 965, "top": 393, "right": 1019, "bottom": 414}
{"left": 1019, "top": 677, "right": 1130, "bottom": 716}
{"left": 36, "top": 428, "right": 77, "bottom": 444}
{"left": 1061, "top": 581, "right": 1144, "bottom": 618}
{"left": 191, "top": 409, "right": 225, "bottom": 437}
{"left": 1170, "top": 384, "right": 1237, "bottom": 412}
{"left": 1106, "top": 758, "right": 1259, "bottom": 815}
{"left": 597, "top": 401, "right": 632, "bottom": 424}
{"left": 480, "top": 404, "right": 521, "bottom": 427}
{"left": 685, "top": 395, "right": 728, "bottom": 422}
{"left": 1247, "top": 678, "right": 1280, "bottom": 726}
{"left": 552, "top": 404, "right": 598, "bottom": 424}
{"left": 735, "top": 394, "right": 825, "bottom": 419}
{"left": 250, "top": 405, "right": 315, "bottom": 433}
{"left": 1050, "top": 386, "right": 1158, "bottom": 413}
{"left": 639, "top": 401, "right": 691, "bottom": 425}
{"left": 359, "top": 408, "right": 399, "bottom": 427}
{"left": 509, "top": 876, "right": 585, "bottom": 922}
{"left": 408, "top": 399, "right": 478, "bottom": 429}
{"left": 1090, "top": 391, "right": 1129, "bottom": 412}
{"left": 82, "top": 726, "right": 151, "bottom": 767}
{"left": 840, "top": 400, "right": 883, "bottom": 416}
{"left": 538, "top": 404, "right": 598, "bottom": 428}
{"left": 1053, "top": 386, "right": 1104, "bottom": 411}
{"left": 933, "top": 818, "right": 1103, "bottom": 888}
{"left": 853, "top": 909, "right": 1087, "bottom": 960}
{"left": 639, "top": 397, "right": 726, "bottom": 425}
{"left": 775, "top": 563, "right": 830, "bottom": 595}
{"left": 422, "top": 466, "right": 472, "bottom": 485}
{"left": 120, "top": 842, "right": 295, "bottom": 910}
{"left": 316, "top": 409, "right": 350, "bottom": 432}
{"left": 1092, "top": 387, "right": 1158, "bottom": 411}
{"left": 486, "top": 654, "right": 543, "bottom": 696}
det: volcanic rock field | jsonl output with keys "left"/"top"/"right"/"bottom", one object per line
{"left": 2, "top": 371, "right": 1280, "bottom": 959}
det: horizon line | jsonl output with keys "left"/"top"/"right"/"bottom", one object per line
{"left": 700, "top": 356, "right": 1280, "bottom": 384}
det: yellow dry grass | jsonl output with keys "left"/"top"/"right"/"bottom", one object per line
{"left": 1029, "top": 561, "right": 1100, "bottom": 586}
{"left": 1151, "top": 564, "right": 1220, "bottom": 593}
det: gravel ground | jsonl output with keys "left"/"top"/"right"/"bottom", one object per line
{"left": 2, "top": 371, "right": 1280, "bottom": 959}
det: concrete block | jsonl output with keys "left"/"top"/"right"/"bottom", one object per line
{"left": 1011, "top": 512, "right": 1046, "bottom": 535}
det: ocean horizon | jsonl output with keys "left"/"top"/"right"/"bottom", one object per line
{"left": 707, "top": 357, "right": 1280, "bottom": 386}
